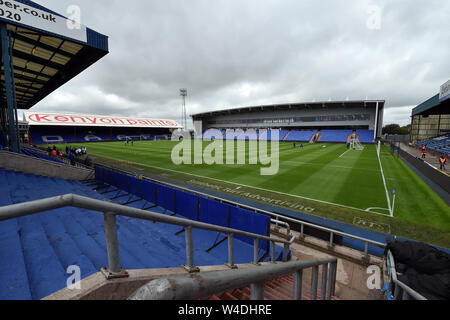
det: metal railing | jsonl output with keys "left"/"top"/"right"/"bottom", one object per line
{"left": 95, "top": 162, "right": 387, "bottom": 261}
{"left": 386, "top": 250, "right": 427, "bottom": 300}
{"left": 0, "top": 194, "right": 295, "bottom": 278}
{"left": 23, "top": 145, "right": 93, "bottom": 170}
{"left": 128, "top": 258, "right": 338, "bottom": 300}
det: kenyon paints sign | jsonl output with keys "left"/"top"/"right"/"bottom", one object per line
{"left": 24, "top": 112, "right": 182, "bottom": 128}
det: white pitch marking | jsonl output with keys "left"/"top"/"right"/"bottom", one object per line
{"left": 376, "top": 146, "right": 392, "bottom": 216}
{"left": 338, "top": 149, "right": 351, "bottom": 158}
{"left": 95, "top": 153, "right": 393, "bottom": 217}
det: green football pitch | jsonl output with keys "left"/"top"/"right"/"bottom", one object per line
{"left": 53, "top": 140, "right": 450, "bottom": 248}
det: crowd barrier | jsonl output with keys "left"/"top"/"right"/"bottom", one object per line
{"left": 95, "top": 166, "right": 271, "bottom": 253}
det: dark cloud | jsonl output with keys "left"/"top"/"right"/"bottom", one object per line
{"left": 27, "top": 0, "right": 449, "bottom": 128}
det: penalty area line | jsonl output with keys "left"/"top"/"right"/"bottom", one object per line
{"left": 338, "top": 149, "right": 351, "bottom": 158}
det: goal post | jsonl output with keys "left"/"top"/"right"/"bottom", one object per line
{"left": 377, "top": 140, "right": 381, "bottom": 157}
{"left": 350, "top": 137, "right": 364, "bottom": 151}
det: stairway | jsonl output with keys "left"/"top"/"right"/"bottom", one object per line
{"left": 0, "top": 168, "right": 284, "bottom": 300}
{"left": 282, "top": 131, "right": 291, "bottom": 141}
{"left": 208, "top": 274, "right": 340, "bottom": 300}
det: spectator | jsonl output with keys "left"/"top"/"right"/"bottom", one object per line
{"left": 51, "top": 149, "right": 57, "bottom": 157}
{"left": 421, "top": 148, "right": 427, "bottom": 159}
{"left": 84, "top": 156, "right": 92, "bottom": 167}
{"left": 439, "top": 155, "right": 447, "bottom": 171}
{"left": 69, "top": 152, "right": 75, "bottom": 166}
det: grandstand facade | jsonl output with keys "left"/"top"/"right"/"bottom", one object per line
{"left": 192, "top": 100, "right": 384, "bottom": 143}
{"left": 410, "top": 85, "right": 450, "bottom": 143}
{"left": 24, "top": 111, "right": 182, "bottom": 144}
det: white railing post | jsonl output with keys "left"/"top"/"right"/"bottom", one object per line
{"left": 250, "top": 282, "right": 264, "bottom": 300}
{"left": 101, "top": 212, "right": 128, "bottom": 279}
{"left": 253, "top": 238, "right": 259, "bottom": 265}
{"left": 226, "top": 233, "right": 237, "bottom": 269}
{"left": 293, "top": 269, "right": 303, "bottom": 300}
{"left": 183, "top": 226, "right": 199, "bottom": 273}
{"left": 311, "top": 265, "right": 319, "bottom": 300}
{"left": 321, "top": 263, "right": 328, "bottom": 300}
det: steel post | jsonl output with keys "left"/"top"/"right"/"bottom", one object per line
{"left": 253, "top": 238, "right": 259, "bottom": 264}
{"left": 293, "top": 269, "right": 303, "bottom": 300}
{"left": 250, "top": 282, "right": 264, "bottom": 300}
{"left": 270, "top": 241, "right": 275, "bottom": 263}
{"left": 328, "top": 232, "right": 334, "bottom": 249}
{"left": 311, "top": 265, "right": 319, "bottom": 300}
{"left": 326, "top": 262, "right": 336, "bottom": 300}
{"left": 183, "top": 226, "right": 199, "bottom": 272}
{"left": 321, "top": 263, "right": 328, "bottom": 300}
{"left": 103, "top": 212, "right": 123, "bottom": 275}
{"left": 226, "top": 233, "right": 236, "bottom": 269}
{"left": 0, "top": 22, "right": 19, "bottom": 153}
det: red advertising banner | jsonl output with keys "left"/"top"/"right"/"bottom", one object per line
{"left": 24, "top": 112, "right": 182, "bottom": 128}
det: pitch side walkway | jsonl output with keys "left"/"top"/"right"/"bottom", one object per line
{"left": 400, "top": 143, "right": 448, "bottom": 171}
{"left": 398, "top": 143, "right": 450, "bottom": 206}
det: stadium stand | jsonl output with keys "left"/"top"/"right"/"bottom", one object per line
{"left": 0, "top": 165, "right": 286, "bottom": 300}
{"left": 29, "top": 126, "right": 172, "bottom": 144}
{"left": 284, "top": 130, "right": 318, "bottom": 142}
{"left": 21, "top": 147, "right": 65, "bottom": 165}
{"left": 318, "top": 130, "right": 374, "bottom": 143}
{"left": 197, "top": 129, "right": 375, "bottom": 143}
{"left": 415, "top": 134, "right": 450, "bottom": 156}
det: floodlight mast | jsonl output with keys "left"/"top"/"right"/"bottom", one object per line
{"left": 180, "top": 89, "right": 188, "bottom": 131}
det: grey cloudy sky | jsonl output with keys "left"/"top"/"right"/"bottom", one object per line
{"left": 28, "top": 0, "right": 450, "bottom": 127}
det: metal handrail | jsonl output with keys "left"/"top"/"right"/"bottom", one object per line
{"left": 0, "top": 194, "right": 295, "bottom": 277}
{"left": 128, "top": 258, "right": 338, "bottom": 300}
{"left": 0, "top": 150, "right": 93, "bottom": 173}
{"left": 22, "top": 145, "right": 93, "bottom": 170}
{"left": 386, "top": 250, "right": 427, "bottom": 300}
{"left": 94, "top": 162, "right": 386, "bottom": 259}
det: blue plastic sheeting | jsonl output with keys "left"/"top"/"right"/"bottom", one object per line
{"left": 142, "top": 180, "right": 157, "bottom": 204}
{"left": 229, "top": 207, "right": 270, "bottom": 251}
{"left": 104, "top": 169, "right": 113, "bottom": 186}
{"left": 110, "top": 171, "right": 121, "bottom": 189}
{"left": 199, "top": 198, "right": 230, "bottom": 227}
{"left": 0, "top": 168, "right": 285, "bottom": 300}
{"left": 95, "top": 166, "right": 272, "bottom": 252}
{"left": 175, "top": 190, "right": 199, "bottom": 220}
{"left": 94, "top": 166, "right": 102, "bottom": 182}
{"left": 129, "top": 177, "right": 142, "bottom": 198}
{"left": 157, "top": 185, "right": 175, "bottom": 213}
{"left": 118, "top": 174, "right": 130, "bottom": 193}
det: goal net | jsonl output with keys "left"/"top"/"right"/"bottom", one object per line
{"left": 350, "top": 138, "right": 364, "bottom": 150}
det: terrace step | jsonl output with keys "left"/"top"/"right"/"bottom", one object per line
{"left": 0, "top": 169, "right": 284, "bottom": 300}
{"left": 208, "top": 274, "right": 340, "bottom": 300}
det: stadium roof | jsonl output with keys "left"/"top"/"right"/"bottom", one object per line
{"left": 191, "top": 100, "right": 385, "bottom": 118}
{"left": 23, "top": 111, "right": 182, "bottom": 129}
{"left": 412, "top": 94, "right": 450, "bottom": 117}
{"left": 0, "top": 0, "right": 109, "bottom": 110}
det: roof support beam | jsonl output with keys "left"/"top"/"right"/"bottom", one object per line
{"left": 11, "top": 33, "right": 74, "bottom": 59}
{"left": 8, "top": 65, "right": 50, "bottom": 80}
{"left": 12, "top": 72, "right": 47, "bottom": 85}
{"left": 1, "top": 23, "right": 20, "bottom": 153}
{"left": 12, "top": 48, "right": 64, "bottom": 70}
